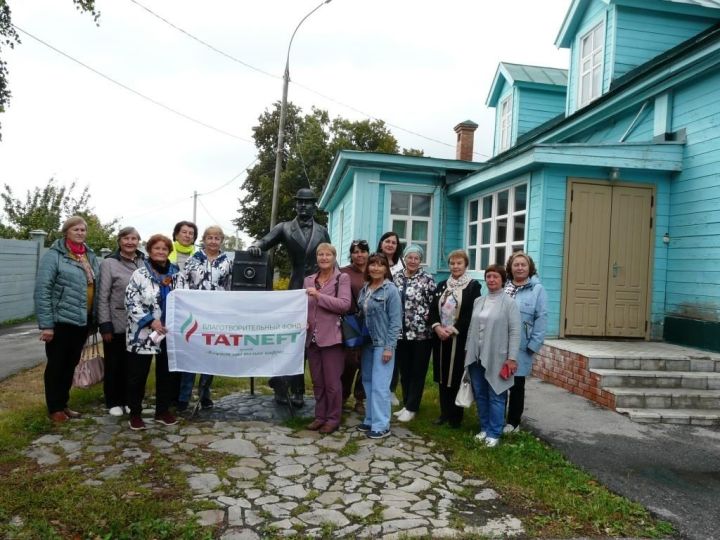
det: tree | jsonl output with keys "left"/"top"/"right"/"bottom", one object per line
{"left": 78, "top": 210, "right": 118, "bottom": 253}
{"left": 222, "top": 234, "right": 245, "bottom": 252}
{"left": 235, "top": 102, "right": 404, "bottom": 275}
{"left": 236, "top": 102, "right": 401, "bottom": 239}
{"left": 0, "top": 178, "right": 118, "bottom": 251}
{"left": 0, "top": 1, "right": 99, "bottom": 137}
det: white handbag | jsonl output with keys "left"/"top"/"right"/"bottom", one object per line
{"left": 454, "top": 369, "right": 474, "bottom": 408}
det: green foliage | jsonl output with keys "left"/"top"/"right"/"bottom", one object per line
{"left": 0, "top": 178, "right": 118, "bottom": 252}
{"left": 0, "top": 1, "right": 98, "bottom": 137}
{"left": 235, "top": 102, "right": 400, "bottom": 275}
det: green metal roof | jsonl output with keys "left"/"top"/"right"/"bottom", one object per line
{"left": 486, "top": 62, "right": 568, "bottom": 107}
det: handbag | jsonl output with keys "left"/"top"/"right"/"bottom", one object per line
{"left": 72, "top": 333, "right": 105, "bottom": 388}
{"left": 340, "top": 312, "right": 371, "bottom": 348}
{"left": 454, "top": 368, "right": 474, "bottom": 408}
{"left": 334, "top": 275, "right": 371, "bottom": 348}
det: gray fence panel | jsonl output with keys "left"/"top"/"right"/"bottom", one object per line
{"left": 0, "top": 238, "right": 44, "bottom": 322}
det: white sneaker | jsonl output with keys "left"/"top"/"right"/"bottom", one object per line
{"left": 109, "top": 406, "right": 124, "bottom": 417}
{"left": 390, "top": 393, "right": 400, "bottom": 406}
{"left": 397, "top": 410, "right": 416, "bottom": 423}
{"left": 503, "top": 424, "right": 519, "bottom": 434}
{"left": 485, "top": 437, "right": 500, "bottom": 448}
{"left": 393, "top": 407, "right": 407, "bottom": 417}
{"left": 474, "top": 431, "right": 488, "bottom": 442}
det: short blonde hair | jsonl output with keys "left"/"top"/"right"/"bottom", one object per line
{"left": 202, "top": 225, "right": 224, "bottom": 241}
{"left": 61, "top": 216, "right": 87, "bottom": 235}
{"left": 447, "top": 249, "right": 469, "bottom": 267}
{"left": 316, "top": 242, "right": 337, "bottom": 257}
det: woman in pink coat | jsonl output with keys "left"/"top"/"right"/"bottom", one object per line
{"left": 304, "top": 243, "right": 351, "bottom": 433}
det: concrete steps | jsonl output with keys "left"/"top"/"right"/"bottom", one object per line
{"left": 591, "top": 369, "right": 720, "bottom": 390}
{"left": 538, "top": 340, "right": 720, "bottom": 425}
{"left": 607, "top": 387, "right": 720, "bottom": 409}
{"left": 595, "top": 361, "right": 720, "bottom": 425}
{"left": 615, "top": 407, "right": 720, "bottom": 426}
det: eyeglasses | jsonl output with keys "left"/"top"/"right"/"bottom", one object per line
{"left": 350, "top": 239, "right": 369, "bottom": 250}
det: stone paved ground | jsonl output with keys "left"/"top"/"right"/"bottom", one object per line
{"left": 23, "top": 393, "right": 524, "bottom": 539}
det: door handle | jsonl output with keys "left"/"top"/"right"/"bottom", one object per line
{"left": 612, "top": 262, "right": 620, "bottom": 278}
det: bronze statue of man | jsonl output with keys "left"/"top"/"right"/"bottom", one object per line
{"left": 248, "top": 188, "right": 330, "bottom": 406}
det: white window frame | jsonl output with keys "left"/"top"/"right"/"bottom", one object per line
{"left": 389, "top": 191, "right": 433, "bottom": 262}
{"left": 498, "top": 93, "right": 513, "bottom": 152}
{"left": 577, "top": 20, "right": 604, "bottom": 108}
{"left": 466, "top": 182, "right": 528, "bottom": 271}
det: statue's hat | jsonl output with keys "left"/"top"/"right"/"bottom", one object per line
{"left": 294, "top": 188, "right": 318, "bottom": 201}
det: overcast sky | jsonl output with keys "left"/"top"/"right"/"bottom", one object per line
{"left": 0, "top": 0, "right": 570, "bottom": 245}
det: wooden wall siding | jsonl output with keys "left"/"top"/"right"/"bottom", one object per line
{"left": 566, "top": 0, "right": 609, "bottom": 116}
{"left": 440, "top": 196, "right": 463, "bottom": 273}
{"left": 0, "top": 238, "right": 43, "bottom": 322}
{"left": 613, "top": 7, "right": 715, "bottom": 80}
{"left": 666, "top": 71, "right": 720, "bottom": 322}
{"left": 537, "top": 170, "right": 568, "bottom": 337}
{"left": 565, "top": 101, "right": 655, "bottom": 144}
{"left": 337, "top": 186, "right": 354, "bottom": 263}
{"left": 516, "top": 89, "right": 566, "bottom": 138}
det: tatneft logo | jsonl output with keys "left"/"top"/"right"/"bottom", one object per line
{"left": 180, "top": 313, "right": 303, "bottom": 347}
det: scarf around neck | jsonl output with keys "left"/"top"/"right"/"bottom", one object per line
{"left": 145, "top": 259, "right": 176, "bottom": 323}
{"left": 172, "top": 240, "right": 194, "bottom": 255}
{"left": 66, "top": 240, "right": 94, "bottom": 284}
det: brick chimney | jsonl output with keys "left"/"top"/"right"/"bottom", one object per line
{"left": 454, "top": 120, "right": 478, "bottom": 161}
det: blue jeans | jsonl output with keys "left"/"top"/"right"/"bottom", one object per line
{"left": 361, "top": 345, "right": 395, "bottom": 432}
{"left": 468, "top": 361, "right": 507, "bottom": 438}
{"left": 178, "top": 372, "right": 213, "bottom": 403}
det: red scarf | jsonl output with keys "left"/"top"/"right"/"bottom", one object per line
{"left": 66, "top": 240, "right": 87, "bottom": 256}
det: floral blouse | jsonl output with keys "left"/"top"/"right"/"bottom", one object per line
{"left": 393, "top": 268, "right": 436, "bottom": 340}
{"left": 177, "top": 250, "right": 233, "bottom": 291}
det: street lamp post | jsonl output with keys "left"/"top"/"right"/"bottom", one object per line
{"left": 269, "top": 0, "right": 332, "bottom": 230}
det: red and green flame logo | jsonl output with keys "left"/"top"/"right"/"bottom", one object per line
{"left": 180, "top": 313, "right": 198, "bottom": 342}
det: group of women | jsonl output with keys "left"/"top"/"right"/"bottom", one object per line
{"left": 35, "top": 216, "right": 233, "bottom": 431}
{"left": 303, "top": 231, "right": 547, "bottom": 446}
{"left": 36, "top": 217, "right": 547, "bottom": 446}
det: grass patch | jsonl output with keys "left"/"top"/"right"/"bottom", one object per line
{"left": 0, "top": 454, "right": 212, "bottom": 539}
{"left": 338, "top": 439, "right": 359, "bottom": 457}
{"left": 0, "top": 314, "right": 36, "bottom": 327}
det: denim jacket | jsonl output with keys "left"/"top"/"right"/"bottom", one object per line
{"left": 508, "top": 276, "right": 547, "bottom": 376}
{"left": 358, "top": 279, "right": 402, "bottom": 352}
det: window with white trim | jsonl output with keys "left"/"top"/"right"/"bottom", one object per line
{"left": 466, "top": 183, "right": 527, "bottom": 271}
{"left": 498, "top": 93, "right": 513, "bottom": 152}
{"left": 390, "top": 192, "right": 432, "bottom": 257}
{"left": 578, "top": 21, "right": 604, "bottom": 108}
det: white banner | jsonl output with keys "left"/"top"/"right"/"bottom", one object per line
{"left": 166, "top": 289, "right": 307, "bottom": 377}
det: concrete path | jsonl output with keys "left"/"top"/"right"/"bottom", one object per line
{"left": 524, "top": 377, "right": 720, "bottom": 540}
{"left": 21, "top": 394, "right": 524, "bottom": 539}
{"left": 0, "top": 321, "right": 44, "bottom": 380}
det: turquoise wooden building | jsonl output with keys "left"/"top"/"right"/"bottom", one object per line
{"left": 319, "top": 0, "right": 720, "bottom": 352}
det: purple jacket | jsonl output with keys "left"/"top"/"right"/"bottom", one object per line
{"left": 304, "top": 269, "right": 351, "bottom": 348}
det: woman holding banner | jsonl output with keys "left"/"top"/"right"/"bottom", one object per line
{"left": 304, "top": 243, "right": 351, "bottom": 434}
{"left": 176, "top": 225, "right": 233, "bottom": 412}
{"left": 125, "top": 234, "right": 180, "bottom": 431}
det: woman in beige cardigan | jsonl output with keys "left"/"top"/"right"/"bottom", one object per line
{"left": 465, "top": 264, "right": 520, "bottom": 448}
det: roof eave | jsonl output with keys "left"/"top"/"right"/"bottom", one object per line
{"left": 448, "top": 142, "right": 684, "bottom": 197}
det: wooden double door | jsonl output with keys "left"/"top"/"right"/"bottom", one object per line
{"left": 563, "top": 180, "right": 654, "bottom": 338}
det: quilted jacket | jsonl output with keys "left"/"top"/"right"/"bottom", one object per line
{"left": 34, "top": 239, "right": 100, "bottom": 329}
